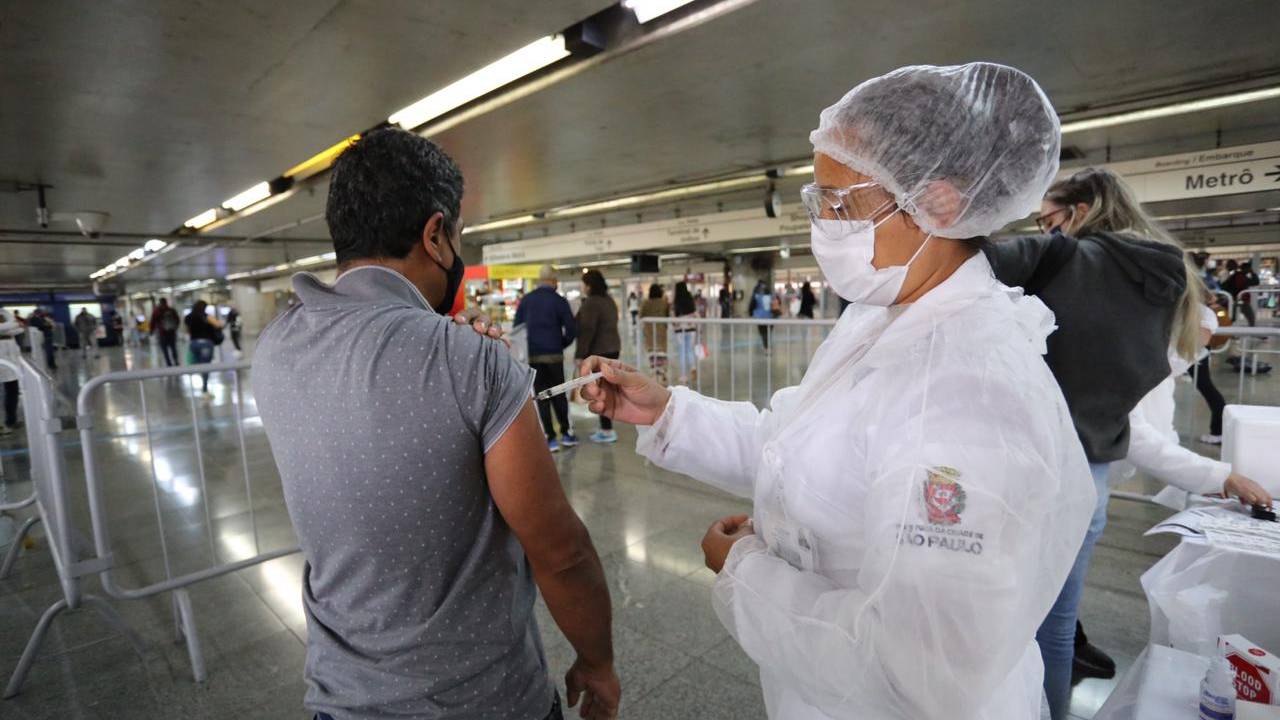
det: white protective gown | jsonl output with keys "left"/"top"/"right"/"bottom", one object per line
{"left": 638, "top": 254, "right": 1095, "bottom": 720}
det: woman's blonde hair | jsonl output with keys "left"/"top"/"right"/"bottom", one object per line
{"left": 1046, "top": 167, "right": 1204, "bottom": 362}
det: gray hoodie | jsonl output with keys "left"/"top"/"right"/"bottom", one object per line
{"left": 984, "top": 232, "right": 1186, "bottom": 463}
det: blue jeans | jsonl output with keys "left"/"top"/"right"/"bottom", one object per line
{"left": 189, "top": 339, "right": 215, "bottom": 392}
{"left": 675, "top": 330, "right": 697, "bottom": 380}
{"left": 1037, "top": 462, "right": 1111, "bottom": 720}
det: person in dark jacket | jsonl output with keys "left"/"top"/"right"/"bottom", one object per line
{"left": 1224, "top": 260, "right": 1260, "bottom": 326}
{"left": 152, "top": 298, "right": 181, "bottom": 367}
{"left": 514, "top": 266, "right": 577, "bottom": 451}
{"left": 797, "top": 281, "right": 817, "bottom": 319}
{"left": 185, "top": 299, "right": 222, "bottom": 395}
{"left": 986, "top": 167, "right": 1193, "bottom": 719}
{"left": 574, "top": 270, "right": 622, "bottom": 444}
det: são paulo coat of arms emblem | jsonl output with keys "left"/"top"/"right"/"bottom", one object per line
{"left": 923, "top": 466, "right": 966, "bottom": 526}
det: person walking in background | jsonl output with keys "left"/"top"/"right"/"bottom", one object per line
{"left": 1192, "top": 252, "right": 1220, "bottom": 293}
{"left": 574, "top": 269, "right": 622, "bottom": 444}
{"left": 515, "top": 265, "right": 578, "bottom": 452}
{"left": 27, "top": 308, "right": 56, "bottom": 371}
{"left": 74, "top": 308, "right": 100, "bottom": 360}
{"left": 672, "top": 281, "right": 699, "bottom": 385}
{"left": 797, "top": 281, "right": 817, "bottom": 318}
{"left": 717, "top": 287, "right": 733, "bottom": 318}
{"left": 1195, "top": 291, "right": 1230, "bottom": 446}
{"left": 184, "top": 300, "right": 222, "bottom": 395}
{"left": 226, "top": 305, "right": 243, "bottom": 352}
{"left": 0, "top": 307, "right": 23, "bottom": 434}
{"left": 1224, "top": 259, "right": 1260, "bottom": 326}
{"left": 747, "top": 279, "right": 773, "bottom": 351}
{"left": 627, "top": 291, "right": 639, "bottom": 325}
{"left": 639, "top": 283, "right": 670, "bottom": 383}
{"left": 152, "top": 298, "right": 180, "bottom": 366}
{"left": 110, "top": 310, "right": 124, "bottom": 347}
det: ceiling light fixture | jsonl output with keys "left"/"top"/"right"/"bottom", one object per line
{"left": 462, "top": 214, "right": 540, "bottom": 234}
{"left": 550, "top": 175, "right": 764, "bottom": 219}
{"left": 184, "top": 208, "right": 219, "bottom": 230}
{"left": 144, "top": 239, "right": 168, "bottom": 253}
{"left": 128, "top": 249, "right": 146, "bottom": 261}
{"left": 782, "top": 164, "right": 814, "bottom": 177}
{"left": 623, "top": 0, "right": 698, "bottom": 23}
{"left": 388, "top": 34, "right": 571, "bottom": 131}
{"left": 222, "top": 181, "right": 272, "bottom": 212}
{"left": 1060, "top": 85, "right": 1280, "bottom": 134}
{"left": 294, "top": 252, "right": 336, "bottom": 267}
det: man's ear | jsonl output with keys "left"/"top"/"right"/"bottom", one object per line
{"left": 421, "top": 212, "right": 446, "bottom": 263}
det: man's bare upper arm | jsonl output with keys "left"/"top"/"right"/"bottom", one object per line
{"left": 485, "top": 400, "right": 590, "bottom": 573}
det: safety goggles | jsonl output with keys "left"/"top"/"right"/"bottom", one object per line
{"left": 1034, "top": 207, "right": 1072, "bottom": 234}
{"left": 800, "top": 182, "right": 898, "bottom": 241}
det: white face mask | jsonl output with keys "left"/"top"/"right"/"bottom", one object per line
{"left": 810, "top": 216, "right": 932, "bottom": 306}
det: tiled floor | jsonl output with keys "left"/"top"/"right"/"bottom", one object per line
{"left": 0, "top": 337, "right": 1271, "bottom": 719}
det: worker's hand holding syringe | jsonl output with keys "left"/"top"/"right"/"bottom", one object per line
{"left": 576, "top": 356, "right": 672, "bottom": 426}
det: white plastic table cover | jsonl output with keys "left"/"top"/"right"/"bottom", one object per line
{"left": 1092, "top": 645, "right": 1206, "bottom": 720}
{"left": 1142, "top": 536, "right": 1280, "bottom": 657}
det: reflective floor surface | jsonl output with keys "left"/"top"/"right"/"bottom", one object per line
{"left": 0, "top": 338, "right": 1274, "bottom": 719}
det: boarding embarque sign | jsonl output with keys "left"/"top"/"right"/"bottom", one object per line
{"left": 1069, "top": 141, "right": 1280, "bottom": 204}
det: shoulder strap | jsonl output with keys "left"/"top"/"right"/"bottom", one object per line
{"left": 1023, "top": 233, "right": 1078, "bottom": 296}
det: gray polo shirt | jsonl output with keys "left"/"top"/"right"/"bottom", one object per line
{"left": 254, "top": 266, "right": 550, "bottom": 719}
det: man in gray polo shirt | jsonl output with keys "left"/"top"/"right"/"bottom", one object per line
{"left": 255, "top": 128, "right": 618, "bottom": 720}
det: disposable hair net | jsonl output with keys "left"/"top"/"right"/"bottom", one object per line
{"left": 810, "top": 62, "right": 1061, "bottom": 239}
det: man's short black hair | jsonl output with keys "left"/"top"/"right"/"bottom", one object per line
{"left": 326, "top": 128, "right": 464, "bottom": 265}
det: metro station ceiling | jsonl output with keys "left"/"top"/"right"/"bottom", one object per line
{"left": 2, "top": 0, "right": 1279, "bottom": 289}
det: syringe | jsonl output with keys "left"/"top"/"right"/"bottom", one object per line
{"left": 535, "top": 371, "right": 604, "bottom": 401}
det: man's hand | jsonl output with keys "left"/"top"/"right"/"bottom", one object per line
{"left": 1223, "top": 472, "right": 1273, "bottom": 507}
{"left": 701, "top": 514, "right": 755, "bottom": 574}
{"left": 578, "top": 356, "right": 671, "bottom": 425}
{"left": 565, "top": 658, "right": 620, "bottom": 720}
{"left": 452, "top": 310, "right": 508, "bottom": 348}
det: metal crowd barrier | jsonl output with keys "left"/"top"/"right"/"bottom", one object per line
{"left": 634, "top": 316, "right": 838, "bottom": 404}
{"left": 2, "top": 360, "right": 298, "bottom": 698}
{"left": 2, "top": 355, "right": 141, "bottom": 698}
{"left": 74, "top": 361, "right": 298, "bottom": 686}
{"left": 1236, "top": 287, "right": 1280, "bottom": 327}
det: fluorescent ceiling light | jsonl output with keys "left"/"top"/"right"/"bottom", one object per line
{"left": 465, "top": 174, "right": 768, "bottom": 235}
{"left": 463, "top": 214, "right": 540, "bottom": 234}
{"left": 128, "top": 248, "right": 146, "bottom": 261}
{"left": 551, "top": 175, "right": 764, "bottom": 218}
{"left": 783, "top": 164, "right": 814, "bottom": 177}
{"left": 184, "top": 208, "right": 219, "bottom": 229}
{"left": 226, "top": 271, "right": 251, "bottom": 281}
{"left": 222, "top": 181, "right": 272, "bottom": 212}
{"left": 294, "top": 253, "right": 335, "bottom": 267}
{"left": 1060, "top": 85, "right": 1280, "bottom": 134}
{"left": 624, "top": 0, "right": 697, "bottom": 23}
{"left": 144, "top": 239, "right": 167, "bottom": 253}
{"left": 388, "top": 35, "right": 570, "bottom": 131}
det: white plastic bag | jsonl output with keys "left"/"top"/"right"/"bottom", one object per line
{"left": 1143, "top": 541, "right": 1280, "bottom": 657}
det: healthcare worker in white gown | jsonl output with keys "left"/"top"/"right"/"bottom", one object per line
{"left": 581, "top": 63, "right": 1097, "bottom": 720}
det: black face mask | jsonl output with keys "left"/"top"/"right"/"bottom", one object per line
{"left": 431, "top": 235, "right": 465, "bottom": 315}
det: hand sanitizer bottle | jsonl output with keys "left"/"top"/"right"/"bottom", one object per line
{"left": 1200, "top": 656, "right": 1237, "bottom": 720}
